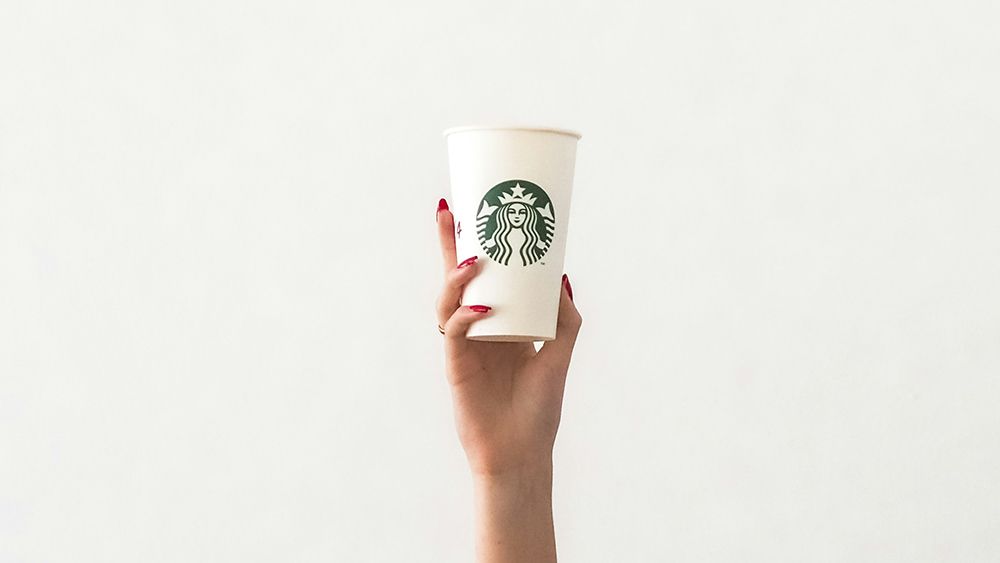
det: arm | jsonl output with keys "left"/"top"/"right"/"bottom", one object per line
{"left": 435, "top": 197, "right": 581, "bottom": 562}
{"left": 473, "top": 463, "right": 556, "bottom": 562}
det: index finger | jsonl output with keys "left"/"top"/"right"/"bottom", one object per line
{"left": 437, "top": 197, "right": 458, "bottom": 274}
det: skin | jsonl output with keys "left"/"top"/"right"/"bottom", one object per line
{"left": 436, "top": 200, "right": 582, "bottom": 563}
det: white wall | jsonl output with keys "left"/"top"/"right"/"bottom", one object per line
{"left": 2, "top": 1, "right": 998, "bottom": 561}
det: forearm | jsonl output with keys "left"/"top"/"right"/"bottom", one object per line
{"left": 472, "top": 460, "right": 557, "bottom": 563}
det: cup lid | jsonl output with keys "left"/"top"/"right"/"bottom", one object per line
{"left": 443, "top": 125, "right": 582, "bottom": 140}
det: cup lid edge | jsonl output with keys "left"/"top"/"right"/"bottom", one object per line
{"left": 443, "top": 125, "right": 582, "bottom": 140}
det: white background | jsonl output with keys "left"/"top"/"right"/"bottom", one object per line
{"left": 1, "top": 1, "right": 998, "bottom": 561}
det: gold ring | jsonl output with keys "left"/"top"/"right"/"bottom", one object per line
{"left": 438, "top": 324, "right": 445, "bottom": 335}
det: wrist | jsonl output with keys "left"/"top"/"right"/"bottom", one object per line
{"left": 473, "top": 463, "right": 554, "bottom": 507}
{"left": 471, "top": 458, "right": 556, "bottom": 562}
{"left": 467, "top": 448, "right": 555, "bottom": 481}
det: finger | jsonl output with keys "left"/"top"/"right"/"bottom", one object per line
{"left": 534, "top": 274, "right": 583, "bottom": 372}
{"left": 436, "top": 198, "right": 458, "bottom": 275}
{"left": 436, "top": 255, "right": 482, "bottom": 327}
{"left": 442, "top": 304, "right": 494, "bottom": 348}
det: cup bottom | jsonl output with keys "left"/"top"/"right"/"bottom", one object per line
{"left": 467, "top": 334, "right": 554, "bottom": 343}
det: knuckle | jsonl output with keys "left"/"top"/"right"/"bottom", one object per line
{"left": 435, "top": 294, "right": 455, "bottom": 318}
{"left": 444, "top": 268, "right": 464, "bottom": 287}
{"left": 561, "top": 310, "right": 583, "bottom": 331}
{"left": 443, "top": 316, "right": 465, "bottom": 338}
{"left": 445, "top": 306, "right": 465, "bottom": 325}
{"left": 445, "top": 268, "right": 464, "bottom": 287}
{"left": 450, "top": 262, "right": 478, "bottom": 280}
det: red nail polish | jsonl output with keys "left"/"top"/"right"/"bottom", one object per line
{"left": 469, "top": 305, "right": 491, "bottom": 313}
{"left": 457, "top": 256, "right": 478, "bottom": 269}
{"left": 436, "top": 198, "right": 449, "bottom": 222}
{"left": 563, "top": 274, "right": 574, "bottom": 301}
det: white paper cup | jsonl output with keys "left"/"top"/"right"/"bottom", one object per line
{"left": 444, "top": 125, "right": 581, "bottom": 342}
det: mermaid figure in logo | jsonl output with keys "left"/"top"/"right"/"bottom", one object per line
{"left": 483, "top": 201, "right": 547, "bottom": 266}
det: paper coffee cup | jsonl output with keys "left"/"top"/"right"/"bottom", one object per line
{"left": 444, "top": 125, "right": 580, "bottom": 342}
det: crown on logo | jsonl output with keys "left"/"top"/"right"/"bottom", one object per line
{"left": 496, "top": 183, "right": 538, "bottom": 206}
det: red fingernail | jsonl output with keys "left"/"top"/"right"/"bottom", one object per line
{"left": 436, "top": 198, "right": 449, "bottom": 222}
{"left": 563, "top": 274, "right": 574, "bottom": 301}
{"left": 469, "top": 305, "right": 491, "bottom": 313}
{"left": 457, "top": 256, "right": 478, "bottom": 269}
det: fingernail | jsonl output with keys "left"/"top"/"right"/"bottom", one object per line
{"left": 563, "top": 274, "right": 574, "bottom": 302}
{"left": 457, "top": 256, "right": 478, "bottom": 269}
{"left": 436, "top": 198, "right": 449, "bottom": 222}
{"left": 469, "top": 305, "right": 491, "bottom": 313}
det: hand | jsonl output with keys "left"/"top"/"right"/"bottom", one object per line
{"left": 435, "top": 198, "right": 583, "bottom": 478}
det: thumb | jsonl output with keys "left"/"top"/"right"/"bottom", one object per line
{"left": 535, "top": 274, "right": 583, "bottom": 372}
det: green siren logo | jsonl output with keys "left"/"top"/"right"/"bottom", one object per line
{"left": 477, "top": 179, "right": 555, "bottom": 267}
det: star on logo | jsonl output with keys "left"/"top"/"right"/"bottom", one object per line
{"left": 497, "top": 183, "right": 538, "bottom": 206}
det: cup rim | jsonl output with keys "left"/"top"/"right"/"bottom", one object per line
{"left": 443, "top": 125, "right": 582, "bottom": 140}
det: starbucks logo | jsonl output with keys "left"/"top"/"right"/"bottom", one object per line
{"left": 476, "top": 179, "right": 555, "bottom": 267}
